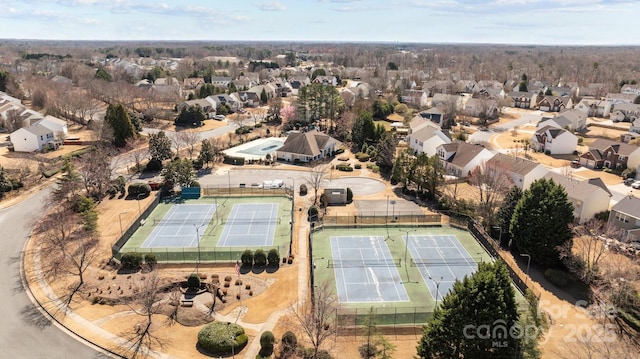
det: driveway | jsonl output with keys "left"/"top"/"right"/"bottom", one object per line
{"left": 0, "top": 187, "right": 104, "bottom": 358}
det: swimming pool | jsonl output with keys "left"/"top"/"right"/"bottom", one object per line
{"left": 223, "top": 137, "right": 286, "bottom": 160}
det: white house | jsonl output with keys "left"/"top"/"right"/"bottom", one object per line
{"left": 9, "top": 124, "right": 56, "bottom": 152}
{"left": 574, "top": 98, "right": 611, "bottom": 118}
{"left": 530, "top": 125, "right": 578, "bottom": 155}
{"left": 276, "top": 130, "right": 337, "bottom": 163}
{"left": 436, "top": 141, "right": 495, "bottom": 178}
{"left": 177, "top": 98, "right": 217, "bottom": 118}
{"left": 610, "top": 103, "right": 640, "bottom": 123}
{"left": 486, "top": 153, "right": 548, "bottom": 190}
{"left": 401, "top": 90, "right": 428, "bottom": 108}
{"left": 544, "top": 172, "right": 611, "bottom": 224}
{"left": 33, "top": 116, "right": 68, "bottom": 140}
{"left": 406, "top": 119, "right": 451, "bottom": 157}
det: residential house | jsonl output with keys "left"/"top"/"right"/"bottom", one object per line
{"left": 401, "top": 89, "right": 428, "bottom": 108}
{"left": 630, "top": 118, "right": 640, "bottom": 134}
{"left": 177, "top": 98, "right": 217, "bottom": 118}
{"left": 605, "top": 92, "right": 638, "bottom": 105}
{"left": 417, "top": 107, "right": 447, "bottom": 126}
{"left": 211, "top": 76, "right": 232, "bottom": 88}
{"left": 134, "top": 79, "right": 153, "bottom": 88}
{"left": 247, "top": 83, "right": 277, "bottom": 103}
{"left": 540, "top": 109, "right": 587, "bottom": 131}
{"left": 508, "top": 91, "right": 538, "bottom": 109}
{"left": 620, "top": 84, "right": 640, "bottom": 96}
{"left": 610, "top": 103, "right": 640, "bottom": 123}
{"left": 537, "top": 96, "right": 570, "bottom": 112}
{"left": 33, "top": 116, "right": 68, "bottom": 140}
{"left": 575, "top": 98, "right": 611, "bottom": 118}
{"left": 462, "top": 98, "right": 498, "bottom": 119}
{"left": 154, "top": 77, "right": 179, "bottom": 86}
{"left": 183, "top": 78, "right": 205, "bottom": 90}
{"left": 233, "top": 77, "right": 258, "bottom": 91}
{"left": 546, "top": 86, "right": 574, "bottom": 97}
{"left": 485, "top": 153, "right": 548, "bottom": 190}
{"left": 608, "top": 195, "right": 640, "bottom": 242}
{"left": 209, "top": 94, "right": 240, "bottom": 112}
{"left": 276, "top": 130, "right": 337, "bottom": 162}
{"left": 578, "top": 138, "right": 640, "bottom": 170}
{"left": 544, "top": 172, "right": 611, "bottom": 224}
{"left": 406, "top": 118, "right": 452, "bottom": 157}
{"left": 312, "top": 76, "right": 338, "bottom": 86}
{"left": 9, "top": 124, "right": 57, "bottom": 152}
{"left": 530, "top": 125, "right": 578, "bottom": 155}
{"left": 436, "top": 141, "right": 495, "bottom": 178}
{"left": 431, "top": 93, "right": 462, "bottom": 109}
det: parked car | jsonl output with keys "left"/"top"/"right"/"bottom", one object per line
{"left": 213, "top": 114, "right": 225, "bottom": 120}
{"left": 570, "top": 160, "right": 581, "bottom": 168}
{"left": 625, "top": 178, "right": 636, "bottom": 186}
{"left": 632, "top": 180, "right": 640, "bottom": 189}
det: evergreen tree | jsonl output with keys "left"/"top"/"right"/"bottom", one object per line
{"left": 0, "top": 70, "right": 9, "bottom": 92}
{"left": 260, "top": 88, "right": 268, "bottom": 104}
{"left": 496, "top": 186, "right": 523, "bottom": 244}
{"left": 161, "top": 158, "right": 195, "bottom": 187}
{"left": 104, "top": 103, "right": 136, "bottom": 147}
{"left": 148, "top": 131, "right": 173, "bottom": 161}
{"left": 375, "top": 132, "right": 398, "bottom": 174}
{"left": 351, "top": 111, "right": 375, "bottom": 149}
{"left": 175, "top": 105, "right": 206, "bottom": 127}
{"left": 94, "top": 68, "right": 112, "bottom": 82}
{"left": 417, "top": 261, "right": 520, "bottom": 359}
{"left": 510, "top": 178, "right": 574, "bottom": 268}
{"left": 198, "top": 139, "right": 214, "bottom": 168}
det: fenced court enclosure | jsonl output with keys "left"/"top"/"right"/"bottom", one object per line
{"left": 115, "top": 195, "right": 292, "bottom": 263}
{"left": 311, "top": 225, "right": 491, "bottom": 326}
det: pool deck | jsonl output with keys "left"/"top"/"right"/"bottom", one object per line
{"left": 222, "top": 137, "right": 286, "bottom": 161}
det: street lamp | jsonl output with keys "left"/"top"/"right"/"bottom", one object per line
{"left": 386, "top": 195, "right": 390, "bottom": 224}
{"left": 520, "top": 253, "right": 531, "bottom": 284}
{"left": 194, "top": 224, "right": 205, "bottom": 274}
{"left": 390, "top": 200, "right": 396, "bottom": 222}
{"left": 429, "top": 276, "right": 444, "bottom": 309}
{"left": 136, "top": 193, "right": 144, "bottom": 216}
{"left": 118, "top": 212, "right": 129, "bottom": 236}
{"left": 227, "top": 169, "right": 232, "bottom": 195}
{"left": 230, "top": 333, "right": 236, "bottom": 359}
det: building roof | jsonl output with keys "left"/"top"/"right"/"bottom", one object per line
{"left": 611, "top": 195, "right": 640, "bottom": 219}
{"left": 441, "top": 141, "right": 490, "bottom": 168}
{"left": 589, "top": 138, "right": 639, "bottom": 156}
{"left": 487, "top": 153, "right": 541, "bottom": 176}
{"left": 543, "top": 172, "right": 611, "bottom": 202}
{"left": 24, "top": 124, "right": 53, "bottom": 137}
{"left": 277, "top": 130, "right": 336, "bottom": 157}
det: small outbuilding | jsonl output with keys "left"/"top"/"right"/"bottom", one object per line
{"left": 323, "top": 188, "right": 347, "bottom": 205}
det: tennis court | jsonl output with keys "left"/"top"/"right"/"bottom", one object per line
{"left": 217, "top": 203, "right": 279, "bottom": 247}
{"left": 406, "top": 234, "right": 479, "bottom": 301}
{"left": 330, "top": 236, "right": 409, "bottom": 303}
{"left": 141, "top": 204, "right": 217, "bottom": 248}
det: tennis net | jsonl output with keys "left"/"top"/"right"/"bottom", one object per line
{"left": 410, "top": 258, "right": 481, "bottom": 267}
{"left": 152, "top": 218, "right": 213, "bottom": 226}
{"left": 221, "top": 217, "right": 281, "bottom": 225}
{"left": 327, "top": 258, "right": 401, "bottom": 268}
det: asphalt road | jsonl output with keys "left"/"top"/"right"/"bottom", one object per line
{"left": 0, "top": 187, "right": 105, "bottom": 359}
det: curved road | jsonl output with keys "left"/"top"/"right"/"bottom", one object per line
{"left": 0, "top": 187, "right": 105, "bottom": 359}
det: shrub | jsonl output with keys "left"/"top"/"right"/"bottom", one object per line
{"left": 187, "top": 273, "right": 201, "bottom": 289}
{"left": 128, "top": 182, "right": 152, "bottom": 197}
{"left": 299, "top": 183, "right": 308, "bottom": 196}
{"left": 336, "top": 164, "right": 353, "bottom": 172}
{"left": 259, "top": 331, "right": 276, "bottom": 357}
{"left": 346, "top": 187, "right": 353, "bottom": 203}
{"left": 145, "top": 159, "right": 163, "bottom": 172}
{"left": 241, "top": 250, "right": 254, "bottom": 267}
{"left": 121, "top": 252, "right": 143, "bottom": 269}
{"left": 190, "top": 180, "right": 201, "bottom": 188}
{"left": 544, "top": 269, "right": 570, "bottom": 287}
{"left": 197, "top": 322, "right": 248, "bottom": 355}
{"left": 355, "top": 152, "right": 370, "bottom": 162}
{"left": 144, "top": 253, "right": 157, "bottom": 268}
{"left": 267, "top": 249, "right": 280, "bottom": 267}
{"left": 354, "top": 163, "right": 362, "bottom": 169}
{"left": 334, "top": 148, "right": 345, "bottom": 155}
{"left": 254, "top": 249, "right": 267, "bottom": 267}
{"left": 223, "top": 156, "right": 245, "bottom": 165}
{"left": 280, "top": 331, "right": 297, "bottom": 356}
{"left": 70, "top": 194, "right": 95, "bottom": 213}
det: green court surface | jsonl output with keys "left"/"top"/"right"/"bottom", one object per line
{"left": 311, "top": 224, "right": 493, "bottom": 326}
{"left": 118, "top": 196, "right": 292, "bottom": 263}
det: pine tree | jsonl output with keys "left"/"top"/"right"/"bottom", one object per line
{"left": 197, "top": 139, "right": 214, "bottom": 168}
{"left": 148, "top": 131, "right": 173, "bottom": 161}
{"left": 104, "top": 103, "right": 136, "bottom": 147}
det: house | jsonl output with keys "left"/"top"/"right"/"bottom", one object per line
{"left": 406, "top": 119, "right": 451, "bottom": 157}
{"left": 610, "top": 103, "right": 640, "bottom": 123}
{"left": 630, "top": 118, "right": 640, "bottom": 134}
{"left": 543, "top": 173, "right": 611, "bottom": 223}
{"left": 539, "top": 109, "right": 587, "bottom": 131}
{"left": 578, "top": 138, "right": 640, "bottom": 170}
{"left": 154, "top": 77, "right": 179, "bottom": 86}
{"left": 436, "top": 141, "right": 495, "bottom": 178}
{"left": 431, "top": 93, "right": 462, "bottom": 109}
{"left": 33, "top": 116, "right": 68, "bottom": 140}
{"left": 418, "top": 107, "right": 446, "bottom": 126}
{"left": 530, "top": 125, "right": 578, "bottom": 155}
{"left": 574, "top": 98, "right": 611, "bottom": 118}
{"left": 209, "top": 94, "right": 240, "bottom": 112}
{"left": 312, "top": 76, "right": 338, "bottom": 86}
{"left": 401, "top": 90, "right": 428, "bottom": 108}
{"left": 276, "top": 130, "right": 337, "bottom": 163}
{"left": 608, "top": 195, "right": 640, "bottom": 242}
{"left": 537, "top": 96, "right": 570, "bottom": 112}
{"left": 462, "top": 98, "right": 498, "bottom": 119}
{"left": 177, "top": 98, "right": 217, "bottom": 118}
{"left": 485, "top": 153, "right": 548, "bottom": 190}
{"left": 508, "top": 92, "right": 539, "bottom": 109}
{"left": 620, "top": 84, "right": 640, "bottom": 96}
{"left": 9, "top": 124, "right": 57, "bottom": 152}
{"left": 211, "top": 76, "right": 232, "bottom": 88}
{"left": 183, "top": 78, "right": 205, "bottom": 89}
{"left": 605, "top": 93, "right": 638, "bottom": 105}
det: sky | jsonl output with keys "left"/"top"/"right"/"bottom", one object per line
{"left": 0, "top": 0, "right": 639, "bottom": 45}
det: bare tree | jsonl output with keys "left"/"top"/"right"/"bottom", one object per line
{"left": 305, "top": 164, "right": 328, "bottom": 206}
{"left": 290, "top": 281, "right": 338, "bottom": 359}
{"left": 4, "top": 109, "right": 24, "bottom": 132}
{"left": 126, "top": 138, "right": 149, "bottom": 174}
{"left": 119, "top": 273, "right": 167, "bottom": 359}
{"left": 183, "top": 131, "right": 200, "bottom": 160}
{"left": 169, "top": 131, "right": 187, "bottom": 157}
{"left": 77, "top": 146, "right": 114, "bottom": 198}
{"left": 469, "top": 160, "right": 514, "bottom": 227}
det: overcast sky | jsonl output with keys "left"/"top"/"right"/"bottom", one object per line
{"left": 0, "top": 0, "right": 639, "bottom": 45}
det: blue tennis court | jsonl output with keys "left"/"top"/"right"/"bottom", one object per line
{"left": 141, "top": 204, "right": 217, "bottom": 248}
{"left": 217, "top": 203, "right": 279, "bottom": 247}
{"left": 330, "top": 236, "right": 409, "bottom": 303}
{"left": 406, "top": 234, "right": 478, "bottom": 301}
